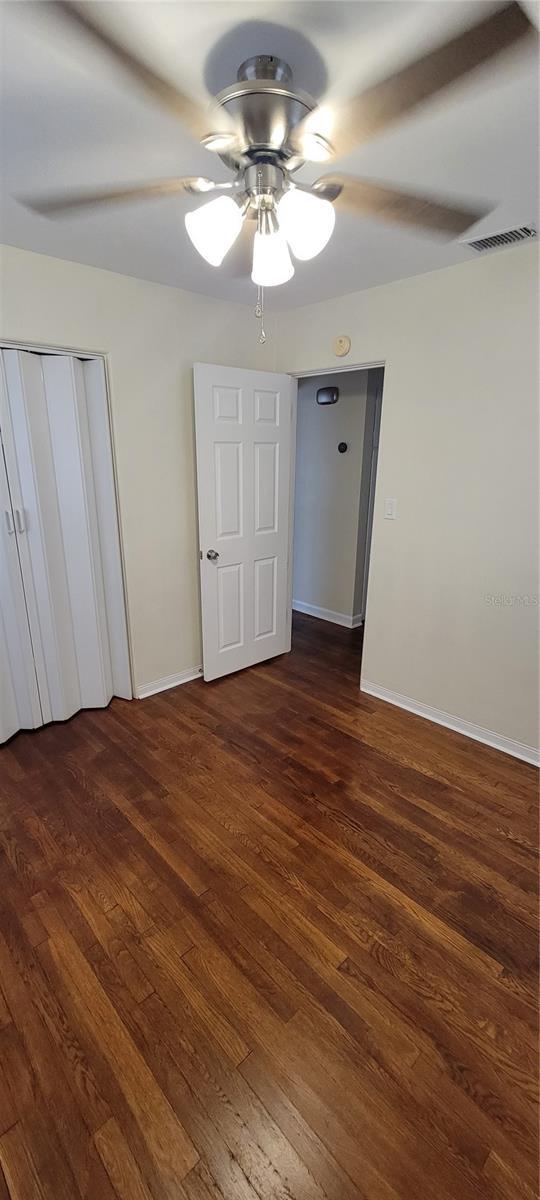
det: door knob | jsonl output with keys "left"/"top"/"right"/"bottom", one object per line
{"left": 206, "top": 549, "right": 219, "bottom": 561}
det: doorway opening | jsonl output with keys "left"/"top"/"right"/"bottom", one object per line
{"left": 291, "top": 365, "right": 384, "bottom": 681}
{"left": 193, "top": 360, "right": 383, "bottom": 686}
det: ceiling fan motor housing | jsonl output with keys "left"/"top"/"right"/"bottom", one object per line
{"left": 215, "top": 56, "right": 316, "bottom": 169}
{"left": 237, "top": 56, "right": 292, "bottom": 85}
{"left": 243, "top": 161, "right": 284, "bottom": 196}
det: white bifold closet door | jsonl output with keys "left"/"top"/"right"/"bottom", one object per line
{"left": 0, "top": 349, "right": 131, "bottom": 744}
{"left": 0, "top": 445, "right": 42, "bottom": 743}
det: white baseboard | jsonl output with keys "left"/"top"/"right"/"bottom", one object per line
{"left": 360, "top": 679, "right": 539, "bottom": 767}
{"left": 293, "top": 600, "right": 364, "bottom": 629}
{"left": 136, "top": 665, "right": 202, "bottom": 700}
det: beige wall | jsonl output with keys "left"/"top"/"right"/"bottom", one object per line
{"left": 293, "top": 370, "right": 368, "bottom": 621}
{"left": 276, "top": 243, "right": 539, "bottom": 754}
{"left": 0, "top": 244, "right": 275, "bottom": 691}
{"left": 2, "top": 241, "right": 538, "bottom": 756}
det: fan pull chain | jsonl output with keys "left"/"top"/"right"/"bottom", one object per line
{"left": 253, "top": 168, "right": 266, "bottom": 344}
{"left": 255, "top": 285, "right": 266, "bottom": 343}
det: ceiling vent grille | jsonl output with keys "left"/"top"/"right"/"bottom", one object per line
{"left": 465, "top": 225, "right": 537, "bottom": 253}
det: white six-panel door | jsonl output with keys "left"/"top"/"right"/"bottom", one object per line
{"left": 194, "top": 363, "right": 296, "bottom": 681}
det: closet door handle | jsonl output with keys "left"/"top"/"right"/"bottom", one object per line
{"left": 4, "top": 509, "right": 14, "bottom": 535}
{"left": 14, "top": 508, "right": 26, "bottom": 534}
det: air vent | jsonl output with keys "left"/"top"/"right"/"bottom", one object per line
{"left": 464, "top": 225, "right": 537, "bottom": 253}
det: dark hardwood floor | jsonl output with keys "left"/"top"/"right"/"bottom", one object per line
{"left": 0, "top": 612, "right": 538, "bottom": 1200}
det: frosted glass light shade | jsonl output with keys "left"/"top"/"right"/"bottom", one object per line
{"left": 252, "top": 228, "right": 294, "bottom": 287}
{"left": 278, "top": 188, "right": 335, "bottom": 260}
{"left": 185, "top": 195, "right": 243, "bottom": 266}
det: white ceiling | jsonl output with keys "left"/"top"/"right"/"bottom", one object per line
{"left": 1, "top": 1, "right": 538, "bottom": 309}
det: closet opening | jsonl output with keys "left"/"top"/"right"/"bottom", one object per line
{"left": 291, "top": 364, "right": 384, "bottom": 683}
{"left": 0, "top": 345, "right": 132, "bottom": 744}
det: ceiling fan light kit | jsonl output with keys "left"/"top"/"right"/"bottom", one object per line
{"left": 277, "top": 188, "right": 336, "bottom": 261}
{"left": 251, "top": 204, "right": 294, "bottom": 287}
{"left": 23, "top": 3, "right": 536, "bottom": 340}
{"left": 184, "top": 193, "right": 244, "bottom": 266}
{"left": 181, "top": 51, "right": 343, "bottom": 293}
{"left": 184, "top": 170, "right": 336, "bottom": 281}
{"left": 183, "top": 47, "right": 342, "bottom": 291}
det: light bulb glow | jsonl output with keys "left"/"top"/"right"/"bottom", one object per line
{"left": 299, "top": 131, "right": 334, "bottom": 162}
{"left": 251, "top": 208, "right": 294, "bottom": 287}
{"left": 277, "top": 188, "right": 335, "bottom": 261}
{"left": 200, "top": 132, "right": 237, "bottom": 153}
{"left": 185, "top": 195, "right": 243, "bottom": 266}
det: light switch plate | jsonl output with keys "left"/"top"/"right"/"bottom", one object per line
{"left": 384, "top": 498, "right": 397, "bottom": 520}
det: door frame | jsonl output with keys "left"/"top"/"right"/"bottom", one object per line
{"left": 358, "top": 374, "right": 384, "bottom": 620}
{"left": 290, "top": 357, "right": 386, "bottom": 661}
{"left": 291, "top": 358, "right": 385, "bottom": 379}
{"left": 286, "top": 382, "right": 298, "bottom": 651}
{"left": 0, "top": 337, "right": 135, "bottom": 696}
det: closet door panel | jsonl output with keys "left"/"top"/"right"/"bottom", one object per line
{"left": 1, "top": 352, "right": 53, "bottom": 723}
{"left": 2, "top": 349, "right": 79, "bottom": 721}
{"left": 0, "top": 444, "right": 42, "bottom": 741}
{"left": 0, "top": 618, "right": 22, "bottom": 744}
{"left": 84, "top": 359, "right": 132, "bottom": 699}
{"left": 41, "top": 355, "right": 113, "bottom": 707}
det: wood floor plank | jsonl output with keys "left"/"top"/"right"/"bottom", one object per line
{"left": 0, "top": 1054, "right": 17, "bottom": 1139}
{"left": 0, "top": 1165, "right": 9, "bottom": 1200}
{"left": 59, "top": 877, "right": 154, "bottom": 1004}
{"left": 239, "top": 1049, "right": 367, "bottom": 1200}
{"left": 145, "top": 922, "right": 250, "bottom": 1065}
{"left": 136, "top": 992, "right": 328, "bottom": 1200}
{"left": 0, "top": 993, "right": 10, "bottom": 1033}
{"left": 0, "top": 1123, "right": 48, "bottom": 1200}
{"left": 0, "top": 612, "right": 537, "bottom": 1199}
{"left": 130, "top": 996, "right": 261, "bottom": 1200}
{"left": 94, "top": 1117, "right": 155, "bottom": 1200}
{"left": 481, "top": 1148, "right": 538, "bottom": 1200}
{"left": 37, "top": 899, "right": 199, "bottom": 1195}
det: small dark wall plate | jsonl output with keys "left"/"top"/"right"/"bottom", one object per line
{"left": 317, "top": 386, "right": 339, "bottom": 405}
{"left": 338, "top": 442, "right": 348, "bottom": 453}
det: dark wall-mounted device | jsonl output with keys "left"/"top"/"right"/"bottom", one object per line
{"left": 316, "top": 386, "right": 339, "bottom": 405}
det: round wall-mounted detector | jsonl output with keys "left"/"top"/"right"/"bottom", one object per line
{"left": 333, "top": 335, "right": 351, "bottom": 358}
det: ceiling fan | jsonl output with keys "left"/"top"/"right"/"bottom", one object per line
{"left": 23, "top": 2, "right": 536, "bottom": 308}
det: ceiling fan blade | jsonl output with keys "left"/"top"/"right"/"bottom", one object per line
{"left": 294, "top": 2, "right": 535, "bottom": 160}
{"left": 21, "top": 176, "right": 218, "bottom": 216}
{"left": 55, "top": 2, "right": 238, "bottom": 147}
{"left": 313, "top": 175, "right": 486, "bottom": 236}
